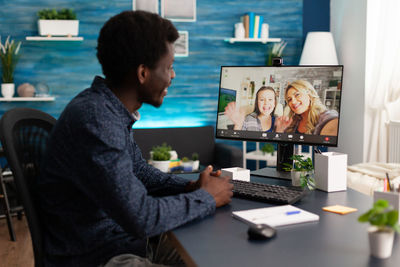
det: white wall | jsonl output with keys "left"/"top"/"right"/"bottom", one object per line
{"left": 330, "top": 0, "right": 367, "bottom": 164}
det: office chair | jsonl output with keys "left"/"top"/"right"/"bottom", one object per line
{"left": 0, "top": 108, "right": 56, "bottom": 267}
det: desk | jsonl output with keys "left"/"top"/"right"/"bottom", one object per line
{"left": 170, "top": 174, "right": 400, "bottom": 267}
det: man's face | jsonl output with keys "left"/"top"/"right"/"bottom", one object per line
{"left": 139, "top": 42, "right": 176, "bottom": 107}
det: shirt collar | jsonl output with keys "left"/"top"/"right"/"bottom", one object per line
{"left": 91, "top": 76, "right": 139, "bottom": 127}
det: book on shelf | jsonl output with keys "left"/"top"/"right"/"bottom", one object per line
{"left": 248, "top": 12, "right": 255, "bottom": 38}
{"left": 254, "top": 15, "right": 260, "bottom": 39}
{"left": 242, "top": 15, "right": 249, "bottom": 38}
{"left": 258, "top": 15, "right": 264, "bottom": 38}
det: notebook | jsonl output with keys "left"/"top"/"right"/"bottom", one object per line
{"left": 232, "top": 205, "right": 319, "bottom": 227}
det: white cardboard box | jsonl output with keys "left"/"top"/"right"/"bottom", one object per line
{"left": 315, "top": 152, "right": 347, "bottom": 192}
{"left": 221, "top": 167, "right": 250, "bottom": 182}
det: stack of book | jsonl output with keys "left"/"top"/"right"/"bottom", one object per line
{"left": 241, "top": 12, "right": 264, "bottom": 39}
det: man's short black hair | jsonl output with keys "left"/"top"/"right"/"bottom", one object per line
{"left": 97, "top": 10, "right": 179, "bottom": 88}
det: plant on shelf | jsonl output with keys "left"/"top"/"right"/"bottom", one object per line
{"left": 37, "top": 8, "right": 77, "bottom": 20}
{"left": 191, "top": 152, "right": 199, "bottom": 161}
{"left": 152, "top": 143, "right": 171, "bottom": 161}
{"left": 283, "top": 154, "right": 315, "bottom": 189}
{"left": 358, "top": 199, "right": 400, "bottom": 259}
{"left": 261, "top": 143, "right": 275, "bottom": 155}
{"left": 37, "top": 8, "right": 79, "bottom": 37}
{"left": 151, "top": 143, "right": 172, "bottom": 173}
{"left": 266, "top": 41, "right": 287, "bottom": 66}
{"left": 0, "top": 36, "right": 22, "bottom": 98}
{"left": 191, "top": 152, "right": 200, "bottom": 171}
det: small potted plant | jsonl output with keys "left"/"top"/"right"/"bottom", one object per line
{"left": 0, "top": 36, "right": 21, "bottom": 99}
{"left": 181, "top": 156, "right": 193, "bottom": 172}
{"left": 358, "top": 199, "right": 400, "bottom": 259}
{"left": 151, "top": 143, "right": 172, "bottom": 173}
{"left": 37, "top": 8, "right": 79, "bottom": 37}
{"left": 191, "top": 152, "right": 199, "bottom": 171}
{"left": 261, "top": 143, "right": 275, "bottom": 155}
{"left": 283, "top": 155, "right": 315, "bottom": 189}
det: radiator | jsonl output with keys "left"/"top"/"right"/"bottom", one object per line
{"left": 388, "top": 120, "right": 400, "bottom": 163}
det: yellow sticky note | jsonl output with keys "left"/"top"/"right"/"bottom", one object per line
{"left": 322, "top": 205, "right": 358, "bottom": 215}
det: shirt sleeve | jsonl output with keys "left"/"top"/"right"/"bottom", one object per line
{"left": 130, "top": 140, "right": 192, "bottom": 196}
{"left": 71, "top": 111, "right": 216, "bottom": 239}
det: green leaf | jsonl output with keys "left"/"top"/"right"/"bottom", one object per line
{"left": 373, "top": 199, "right": 389, "bottom": 209}
{"left": 370, "top": 213, "right": 386, "bottom": 227}
{"left": 386, "top": 210, "right": 399, "bottom": 227}
{"left": 358, "top": 210, "right": 373, "bottom": 222}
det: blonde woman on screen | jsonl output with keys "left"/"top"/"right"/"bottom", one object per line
{"left": 275, "top": 80, "right": 338, "bottom": 135}
{"left": 224, "top": 86, "right": 276, "bottom": 132}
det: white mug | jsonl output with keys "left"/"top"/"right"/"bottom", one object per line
{"left": 234, "top": 22, "right": 245, "bottom": 39}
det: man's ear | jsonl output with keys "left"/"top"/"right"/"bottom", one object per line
{"left": 137, "top": 64, "right": 149, "bottom": 84}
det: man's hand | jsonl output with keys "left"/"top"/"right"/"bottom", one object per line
{"left": 197, "top": 165, "right": 233, "bottom": 207}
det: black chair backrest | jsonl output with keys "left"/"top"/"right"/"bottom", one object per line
{"left": 0, "top": 108, "right": 56, "bottom": 267}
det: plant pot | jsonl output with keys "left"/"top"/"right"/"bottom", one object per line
{"left": 192, "top": 160, "right": 200, "bottom": 171}
{"left": 182, "top": 161, "right": 193, "bottom": 172}
{"left": 152, "top": 160, "right": 170, "bottom": 173}
{"left": 291, "top": 171, "right": 315, "bottom": 190}
{"left": 368, "top": 226, "right": 395, "bottom": 259}
{"left": 1, "top": 83, "right": 15, "bottom": 98}
{"left": 38, "top": 20, "right": 79, "bottom": 36}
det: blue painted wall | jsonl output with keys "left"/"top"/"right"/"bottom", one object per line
{"left": 303, "top": 0, "right": 330, "bottom": 39}
{"left": 0, "top": 0, "right": 303, "bottom": 129}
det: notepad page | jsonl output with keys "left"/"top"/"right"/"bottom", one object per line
{"left": 232, "top": 205, "right": 319, "bottom": 227}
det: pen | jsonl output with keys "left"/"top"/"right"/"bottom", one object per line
{"left": 386, "top": 173, "right": 392, "bottom": 192}
{"left": 286, "top": 210, "right": 301, "bottom": 215}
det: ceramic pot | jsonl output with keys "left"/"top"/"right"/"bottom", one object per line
{"left": 368, "top": 226, "right": 395, "bottom": 259}
{"left": 152, "top": 160, "right": 170, "bottom": 173}
{"left": 192, "top": 160, "right": 200, "bottom": 171}
{"left": 182, "top": 161, "right": 193, "bottom": 172}
{"left": 1, "top": 83, "right": 15, "bottom": 98}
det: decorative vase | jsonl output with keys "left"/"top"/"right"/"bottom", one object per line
{"left": 17, "top": 83, "right": 35, "bottom": 97}
{"left": 192, "top": 160, "right": 200, "bottom": 171}
{"left": 368, "top": 227, "right": 395, "bottom": 259}
{"left": 1, "top": 83, "right": 15, "bottom": 98}
{"left": 234, "top": 22, "right": 245, "bottom": 39}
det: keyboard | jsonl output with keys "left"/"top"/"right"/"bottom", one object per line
{"left": 232, "top": 180, "right": 307, "bottom": 204}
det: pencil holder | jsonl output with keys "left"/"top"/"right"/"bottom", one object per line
{"left": 221, "top": 167, "right": 250, "bottom": 182}
{"left": 314, "top": 152, "right": 347, "bottom": 192}
{"left": 373, "top": 191, "right": 400, "bottom": 214}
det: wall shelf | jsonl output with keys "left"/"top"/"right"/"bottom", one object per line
{"left": 224, "top": 38, "right": 281, "bottom": 44}
{"left": 26, "top": 36, "right": 83, "bottom": 41}
{"left": 0, "top": 97, "right": 55, "bottom": 102}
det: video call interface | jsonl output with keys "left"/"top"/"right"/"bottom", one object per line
{"left": 216, "top": 66, "right": 344, "bottom": 146}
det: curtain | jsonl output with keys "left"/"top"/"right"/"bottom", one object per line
{"left": 365, "top": 0, "right": 400, "bottom": 162}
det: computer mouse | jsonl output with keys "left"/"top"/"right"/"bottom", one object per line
{"left": 247, "top": 224, "right": 276, "bottom": 240}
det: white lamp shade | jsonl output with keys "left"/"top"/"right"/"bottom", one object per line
{"left": 299, "top": 32, "right": 339, "bottom": 65}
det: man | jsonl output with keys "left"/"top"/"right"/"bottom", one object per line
{"left": 37, "top": 10, "right": 233, "bottom": 266}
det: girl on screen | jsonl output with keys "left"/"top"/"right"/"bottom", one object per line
{"left": 275, "top": 80, "right": 338, "bottom": 135}
{"left": 224, "top": 86, "right": 276, "bottom": 132}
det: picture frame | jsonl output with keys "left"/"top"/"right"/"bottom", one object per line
{"left": 161, "top": 0, "right": 196, "bottom": 22}
{"left": 133, "top": 0, "right": 158, "bottom": 13}
{"left": 174, "top": 31, "right": 189, "bottom": 57}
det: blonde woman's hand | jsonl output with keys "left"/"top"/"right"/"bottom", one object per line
{"left": 224, "top": 102, "right": 245, "bottom": 130}
{"left": 275, "top": 116, "right": 293, "bottom": 133}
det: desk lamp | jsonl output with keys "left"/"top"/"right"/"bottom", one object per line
{"left": 299, "top": 31, "right": 338, "bottom": 65}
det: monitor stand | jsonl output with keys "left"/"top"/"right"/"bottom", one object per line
{"left": 251, "top": 143, "right": 294, "bottom": 180}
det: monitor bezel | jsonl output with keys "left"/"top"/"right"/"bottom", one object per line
{"left": 215, "top": 65, "right": 344, "bottom": 147}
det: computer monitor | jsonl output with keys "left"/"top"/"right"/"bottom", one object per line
{"left": 215, "top": 65, "right": 344, "bottom": 179}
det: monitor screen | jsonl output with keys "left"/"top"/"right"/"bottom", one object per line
{"left": 216, "top": 65, "right": 343, "bottom": 147}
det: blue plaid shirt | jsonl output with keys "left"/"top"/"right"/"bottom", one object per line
{"left": 37, "top": 76, "right": 215, "bottom": 266}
